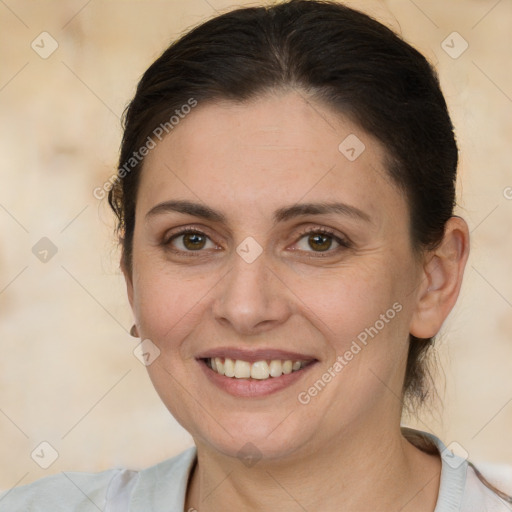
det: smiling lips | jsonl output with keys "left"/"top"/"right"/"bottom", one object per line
{"left": 197, "top": 350, "right": 318, "bottom": 397}
{"left": 205, "top": 357, "right": 312, "bottom": 380}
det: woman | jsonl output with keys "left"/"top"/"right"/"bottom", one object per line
{"left": 1, "top": 0, "right": 510, "bottom": 510}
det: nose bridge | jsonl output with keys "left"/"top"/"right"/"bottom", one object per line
{"left": 212, "top": 243, "right": 290, "bottom": 333}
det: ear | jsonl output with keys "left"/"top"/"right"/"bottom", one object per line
{"left": 409, "top": 216, "right": 470, "bottom": 339}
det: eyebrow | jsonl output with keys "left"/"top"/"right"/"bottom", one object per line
{"left": 145, "top": 199, "right": 372, "bottom": 224}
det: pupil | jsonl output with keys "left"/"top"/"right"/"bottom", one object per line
{"left": 184, "top": 233, "right": 205, "bottom": 250}
{"left": 310, "top": 233, "right": 331, "bottom": 251}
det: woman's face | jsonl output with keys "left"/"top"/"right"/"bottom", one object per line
{"left": 124, "top": 91, "right": 425, "bottom": 460}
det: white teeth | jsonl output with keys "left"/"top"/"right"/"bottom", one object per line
{"left": 214, "top": 357, "right": 224, "bottom": 375}
{"left": 282, "top": 360, "right": 293, "bottom": 374}
{"left": 251, "top": 361, "right": 270, "bottom": 379}
{"left": 269, "top": 360, "right": 282, "bottom": 377}
{"left": 234, "top": 360, "right": 251, "bottom": 378}
{"left": 207, "top": 358, "right": 309, "bottom": 380}
{"left": 224, "top": 357, "right": 235, "bottom": 377}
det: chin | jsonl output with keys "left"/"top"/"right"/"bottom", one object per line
{"left": 188, "top": 410, "right": 316, "bottom": 463}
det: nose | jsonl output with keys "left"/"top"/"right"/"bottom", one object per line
{"left": 211, "top": 249, "right": 292, "bottom": 336}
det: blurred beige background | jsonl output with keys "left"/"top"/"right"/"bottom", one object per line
{"left": 0, "top": 0, "right": 511, "bottom": 490}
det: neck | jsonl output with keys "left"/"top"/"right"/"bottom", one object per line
{"left": 185, "top": 421, "right": 441, "bottom": 512}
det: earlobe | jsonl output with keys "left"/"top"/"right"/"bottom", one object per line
{"left": 409, "top": 216, "right": 470, "bottom": 339}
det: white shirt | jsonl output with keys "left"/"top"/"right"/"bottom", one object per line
{"left": 1, "top": 429, "right": 510, "bottom": 511}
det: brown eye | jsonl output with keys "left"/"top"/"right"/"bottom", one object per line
{"left": 182, "top": 232, "right": 207, "bottom": 250}
{"left": 307, "top": 233, "right": 332, "bottom": 252}
{"left": 292, "top": 228, "right": 351, "bottom": 256}
{"left": 165, "top": 229, "right": 217, "bottom": 253}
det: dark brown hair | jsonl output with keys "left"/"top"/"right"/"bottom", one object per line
{"left": 109, "top": 0, "right": 457, "bottom": 410}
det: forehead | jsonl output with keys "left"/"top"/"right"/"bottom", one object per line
{"left": 138, "top": 91, "right": 402, "bottom": 222}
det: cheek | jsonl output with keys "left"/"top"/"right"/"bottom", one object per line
{"left": 131, "top": 256, "right": 214, "bottom": 348}
{"left": 292, "top": 260, "right": 407, "bottom": 347}
{"left": 300, "top": 267, "right": 411, "bottom": 405}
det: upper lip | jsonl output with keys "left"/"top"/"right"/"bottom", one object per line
{"left": 196, "top": 348, "right": 318, "bottom": 363}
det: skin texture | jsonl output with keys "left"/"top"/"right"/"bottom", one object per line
{"left": 122, "top": 91, "right": 470, "bottom": 511}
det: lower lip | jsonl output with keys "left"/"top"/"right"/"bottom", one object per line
{"left": 198, "top": 359, "right": 318, "bottom": 398}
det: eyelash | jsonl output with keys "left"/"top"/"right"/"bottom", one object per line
{"left": 162, "top": 225, "right": 351, "bottom": 258}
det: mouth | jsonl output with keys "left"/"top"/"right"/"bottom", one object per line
{"left": 196, "top": 349, "right": 319, "bottom": 398}
{"left": 203, "top": 357, "right": 313, "bottom": 380}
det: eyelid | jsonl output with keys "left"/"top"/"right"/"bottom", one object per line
{"left": 162, "top": 225, "right": 222, "bottom": 258}
{"left": 163, "top": 224, "right": 351, "bottom": 257}
{"left": 293, "top": 225, "right": 349, "bottom": 243}
{"left": 289, "top": 226, "right": 352, "bottom": 254}
{"left": 163, "top": 224, "right": 219, "bottom": 244}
